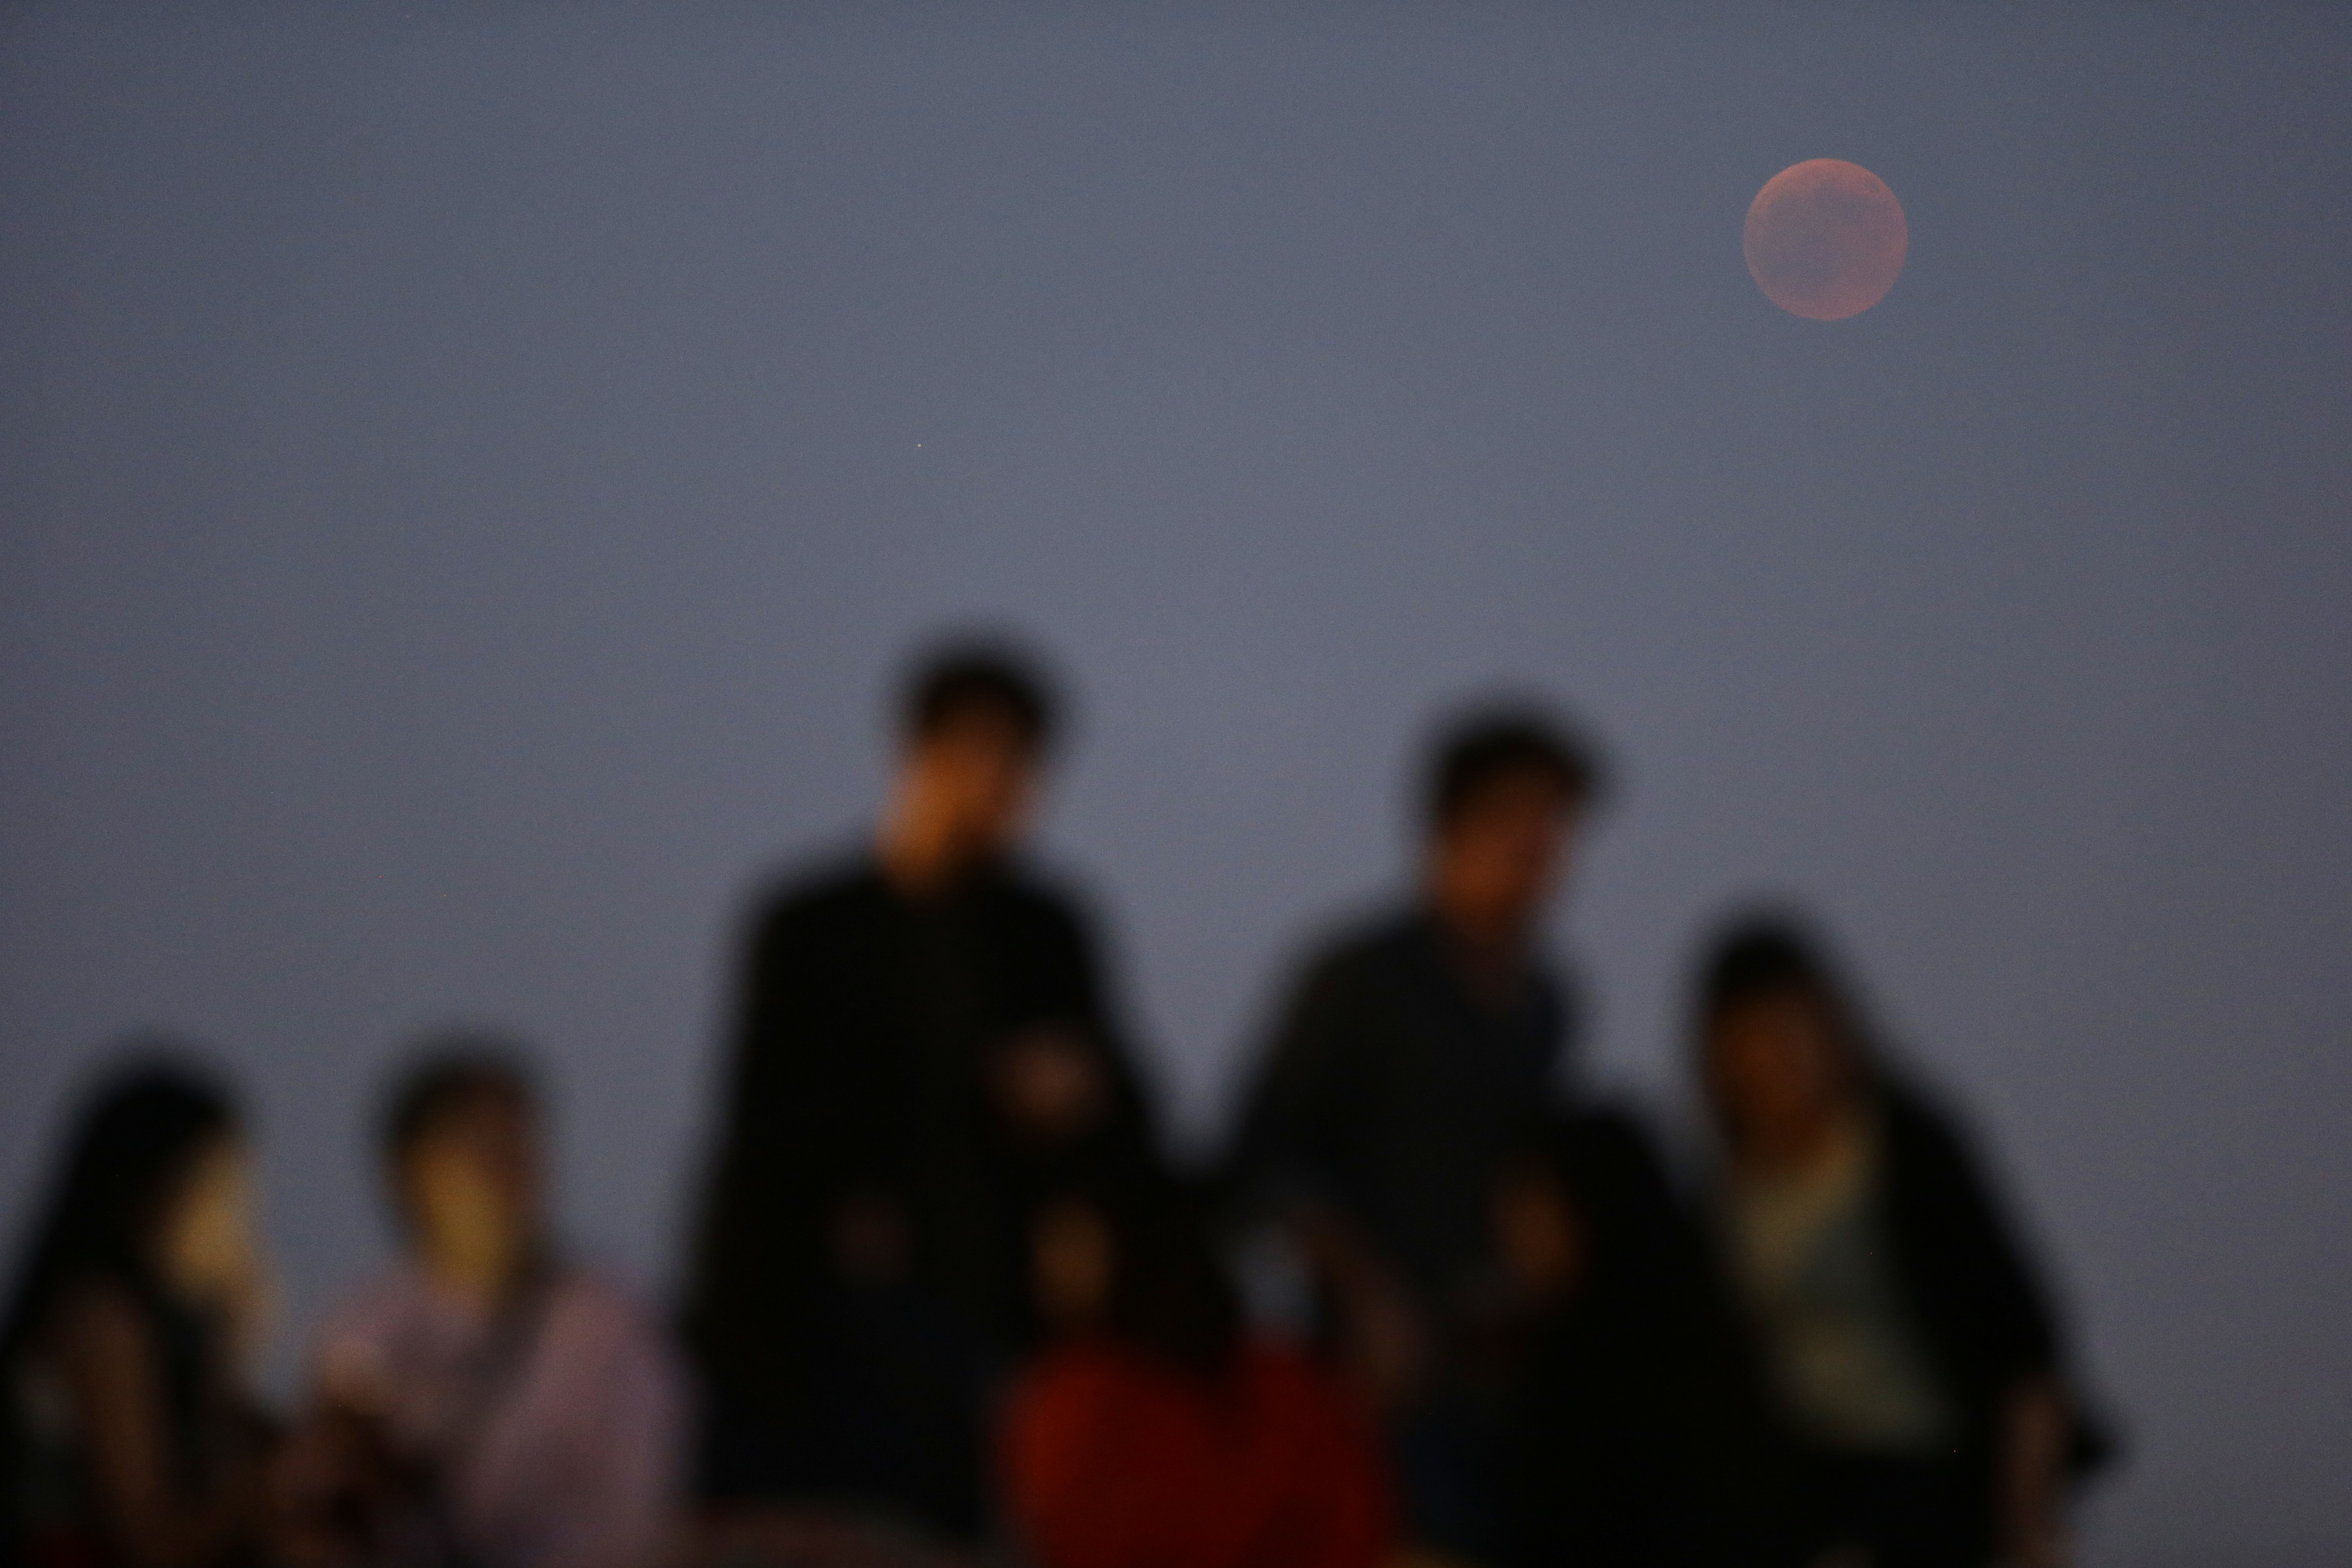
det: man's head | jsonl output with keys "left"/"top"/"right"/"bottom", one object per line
{"left": 380, "top": 1043, "right": 541, "bottom": 1303}
{"left": 1422, "top": 708, "right": 1602, "bottom": 950}
{"left": 882, "top": 642, "right": 1059, "bottom": 889}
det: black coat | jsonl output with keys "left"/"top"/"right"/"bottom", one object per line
{"left": 681, "top": 857, "right": 1156, "bottom": 1402}
{"left": 1496, "top": 1108, "right": 1771, "bottom": 1568}
{"left": 1710, "top": 1079, "right": 2111, "bottom": 1558}
{"left": 1228, "top": 909, "right": 1575, "bottom": 1308}
{"left": 1873, "top": 1083, "right": 2064, "bottom": 1455}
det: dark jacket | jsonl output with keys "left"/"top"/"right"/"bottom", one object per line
{"left": 1876, "top": 1083, "right": 2063, "bottom": 1450}
{"left": 1710, "top": 1079, "right": 2112, "bottom": 1558}
{"left": 682, "top": 856, "right": 1156, "bottom": 1403}
{"left": 1228, "top": 910, "right": 1575, "bottom": 1310}
{"left": 1496, "top": 1109, "right": 1770, "bottom": 1568}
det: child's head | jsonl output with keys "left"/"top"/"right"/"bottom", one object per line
{"left": 381, "top": 1041, "right": 541, "bottom": 1301}
{"left": 1027, "top": 1177, "right": 1240, "bottom": 1375}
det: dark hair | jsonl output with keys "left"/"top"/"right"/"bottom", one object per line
{"left": 1041, "top": 1173, "right": 1240, "bottom": 1378}
{"left": 1425, "top": 706, "right": 1603, "bottom": 829}
{"left": 900, "top": 639, "right": 1057, "bottom": 752}
{"left": 1695, "top": 910, "right": 1876, "bottom": 1076}
{"left": 1, "top": 1053, "right": 237, "bottom": 1360}
{"left": 380, "top": 1036, "right": 534, "bottom": 1165}
{"left": 1700, "top": 913, "right": 1838, "bottom": 1016}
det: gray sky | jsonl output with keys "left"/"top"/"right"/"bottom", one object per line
{"left": 3, "top": 5, "right": 2347, "bottom": 1561}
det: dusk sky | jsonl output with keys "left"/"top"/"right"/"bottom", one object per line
{"left": 3, "top": 6, "right": 2346, "bottom": 1561}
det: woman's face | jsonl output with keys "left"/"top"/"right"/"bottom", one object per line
{"left": 153, "top": 1134, "right": 263, "bottom": 1309}
{"left": 1707, "top": 989, "right": 1853, "bottom": 1163}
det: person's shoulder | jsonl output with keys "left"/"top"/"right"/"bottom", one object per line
{"left": 988, "top": 859, "right": 1093, "bottom": 923}
{"left": 34, "top": 1274, "right": 172, "bottom": 1405}
{"left": 1875, "top": 1073, "right": 1976, "bottom": 1162}
{"left": 1294, "top": 905, "right": 1424, "bottom": 987}
{"left": 755, "top": 854, "right": 884, "bottom": 915}
{"left": 977, "top": 861, "right": 1121, "bottom": 964}
{"left": 1872, "top": 1073, "right": 2012, "bottom": 1213}
{"left": 740, "top": 855, "right": 894, "bottom": 944}
{"left": 1559, "top": 1098, "right": 1672, "bottom": 1172}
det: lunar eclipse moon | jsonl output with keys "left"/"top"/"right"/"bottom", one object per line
{"left": 1744, "top": 159, "right": 1908, "bottom": 321}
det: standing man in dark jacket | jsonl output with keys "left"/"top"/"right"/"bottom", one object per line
{"left": 1227, "top": 706, "right": 1605, "bottom": 1563}
{"left": 682, "top": 642, "right": 1157, "bottom": 1544}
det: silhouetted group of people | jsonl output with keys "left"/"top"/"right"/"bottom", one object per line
{"left": 3, "top": 640, "right": 2111, "bottom": 1568}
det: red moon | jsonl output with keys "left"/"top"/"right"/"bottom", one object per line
{"left": 1744, "top": 160, "right": 1908, "bottom": 321}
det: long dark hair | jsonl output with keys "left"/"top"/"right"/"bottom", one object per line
{"left": 0, "top": 1054, "right": 238, "bottom": 1362}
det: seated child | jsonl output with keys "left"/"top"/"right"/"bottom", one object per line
{"left": 281, "top": 1042, "right": 685, "bottom": 1568}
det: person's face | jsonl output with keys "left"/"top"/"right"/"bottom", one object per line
{"left": 1706, "top": 990, "right": 1852, "bottom": 1157}
{"left": 907, "top": 710, "right": 1042, "bottom": 864}
{"left": 1431, "top": 769, "right": 1576, "bottom": 942}
{"left": 1031, "top": 1199, "right": 1115, "bottom": 1332}
{"left": 154, "top": 1134, "right": 262, "bottom": 1308}
{"left": 398, "top": 1091, "right": 539, "bottom": 1294}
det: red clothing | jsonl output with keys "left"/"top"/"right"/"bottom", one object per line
{"left": 1001, "top": 1338, "right": 1393, "bottom": 1568}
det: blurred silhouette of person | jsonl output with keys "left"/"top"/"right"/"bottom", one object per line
{"left": 681, "top": 641, "right": 1157, "bottom": 1545}
{"left": 1226, "top": 706, "right": 1602, "bottom": 1563}
{"left": 279, "top": 1043, "right": 684, "bottom": 1568}
{"left": 1477, "top": 1112, "right": 1765, "bottom": 1568}
{"left": 1691, "top": 916, "right": 2110, "bottom": 1568}
{"left": 1, "top": 1054, "right": 278, "bottom": 1568}
{"left": 999, "top": 1176, "right": 1393, "bottom": 1568}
